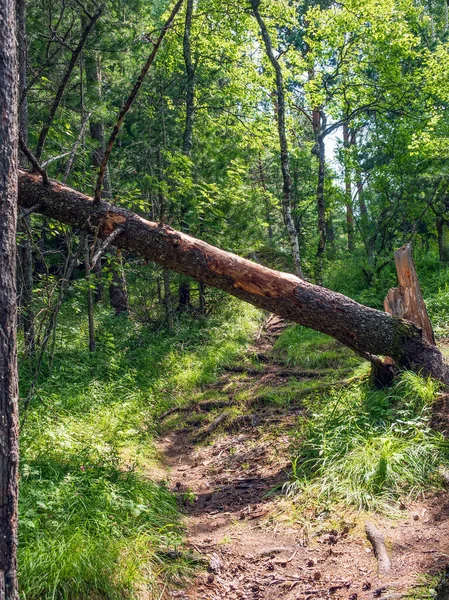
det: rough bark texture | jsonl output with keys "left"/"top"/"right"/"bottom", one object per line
{"left": 18, "top": 170, "right": 449, "bottom": 385}
{"left": 384, "top": 244, "right": 435, "bottom": 345}
{"left": 250, "top": 0, "right": 302, "bottom": 278}
{"left": 0, "top": 2, "right": 20, "bottom": 596}
{"left": 16, "top": 0, "right": 35, "bottom": 353}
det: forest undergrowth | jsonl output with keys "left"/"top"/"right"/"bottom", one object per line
{"left": 17, "top": 251, "right": 449, "bottom": 599}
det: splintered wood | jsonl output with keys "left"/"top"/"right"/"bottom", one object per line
{"left": 384, "top": 243, "right": 435, "bottom": 345}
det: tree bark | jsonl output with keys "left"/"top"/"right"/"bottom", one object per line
{"left": 436, "top": 216, "right": 449, "bottom": 263}
{"left": 84, "top": 237, "right": 96, "bottom": 351}
{"left": 250, "top": 0, "right": 303, "bottom": 278}
{"left": 312, "top": 109, "right": 326, "bottom": 284}
{"left": 178, "top": 0, "right": 195, "bottom": 312}
{"left": 0, "top": 1, "right": 20, "bottom": 595}
{"left": 18, "top": 170, "right": 449, "bottom": 386}
{"left": 343, "top": 123, "right": 355, "bottom": 253}
{"left": 16, "top": 0, "right": 35, "bottom": 353}
{"left": 109, "top": 250, "right": 129, "bottom": 315}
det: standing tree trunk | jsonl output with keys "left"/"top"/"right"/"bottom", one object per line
{"left": 0, "top": 1, "right": 20, "bottom": 595}
{"left": 86, "top": 50, "right": 107, "bottom": 302}
{"left": 109, "top": 250, "right": 129, "bottom": 315}
{"left": 343, "top": 123, "right": 355, "bottom": 253}
{"left": 250, "top": 0, "right": 303, "bottom": 278}
{"left": 312, "top": 109, "right": 327, "bottom": 284}
{"left": 436, "top": 216, "right": 449, "bottom": 263}
{"left": 178, "top": 0, "right": 195, "bottom": 311}
{"left": 85, "top": 52, "right": 111, "bottom": 195}
{"left": 16, "top": 0, "right": 35, "bottom": 353}
{"left": 163, "top": 269, "right": 174, "bottom": 333}
{"left": 84, "top": 237, "right": 96, "bottom": 351}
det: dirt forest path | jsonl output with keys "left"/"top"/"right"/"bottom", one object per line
{"left": 157, "top": 317, "right": 449, "bottom": 600}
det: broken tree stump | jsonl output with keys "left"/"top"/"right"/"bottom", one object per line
{"left": 384, "top": 243, "right": 435, "bottom": 345}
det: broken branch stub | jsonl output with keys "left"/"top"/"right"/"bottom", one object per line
{"left": 384, "top": 243, "right": 435, "bottom": 345}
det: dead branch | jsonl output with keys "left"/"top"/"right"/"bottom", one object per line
{"left": 93, "top": 0, "right": 185, "bottom": 202}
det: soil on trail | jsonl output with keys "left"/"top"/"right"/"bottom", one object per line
{"left": 158, "top": 316, "right": 449, "bottom": 600}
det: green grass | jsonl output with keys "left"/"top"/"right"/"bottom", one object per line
{"left": 287, "top": 371, "right": 449, "bottom": 512}
{"left": 18, "top": 294, "right": 261, "bottom": 599}
{"left": 273, "top": 324, "right": 363, "bottom": 371}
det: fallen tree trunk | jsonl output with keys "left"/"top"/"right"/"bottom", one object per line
{"left": 18, "top": 170, "right": 449, "bottom": 385}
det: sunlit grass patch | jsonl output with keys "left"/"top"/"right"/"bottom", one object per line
{"left": 287, "top": 372, "right": 448, "bottom": 512}
{"left": 274, "top": 325, "right": 362, "bottom": 370}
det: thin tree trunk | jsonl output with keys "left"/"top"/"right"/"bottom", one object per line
{"left": 84, "top": 237, "right": 96, "bottom": 351}
{"left": 0, "top": 1, "right": 20, "bottom": 594}
{"left": 163, "top": 269, "right": 174, "bottom": 332}
{"left": 343, "top": 123, "right": 355, "bottom": 253}
{"left": 178, "top": 0, "right": 195, "bottom": 311}
{"left": 85, "top": 50, "right": 129, "bottom": 310}
{"left": 85, "top": 52, "right": 111, "bottom": 194}
{"left": 436, "top": 217, "right": 449, "bottom": 263}
{"left": 16, "top": 0, "right": 35, "bottom": 353}
{"left": 250, "top": 0, "right": 302, "bottom": 278}
{"left": 182, "top": 0, "right": 195, "bottom": 156}
{"left": 199, "top": 281, "right": 206, "bottom": 315}
{"left": 86, "top": 51, "right": 108, "bottom": 302}
{"left": 315, "top": 131, "right": 326, "bottom": 284}
{"left": 109, "top": 250, "right": 129, "bottom": 315}
{"left": 18, "top": 170, "right": 449, "bottom": 386}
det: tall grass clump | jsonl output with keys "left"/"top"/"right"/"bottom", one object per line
{"left": 288, "top": 372, "right": 449, "bottom": 512}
